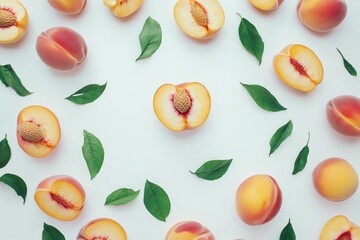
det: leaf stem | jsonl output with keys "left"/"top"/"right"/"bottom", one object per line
{"left": 306, "top": 131, "right": 310, "bottom": 146}
{"left": 236, "top": 12, "right": 243, "bottom": 19}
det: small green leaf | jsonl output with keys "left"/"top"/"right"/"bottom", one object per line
{"left": 144, "top": 180, "right": 171, "bottom": 222}
{"left": 237, "top": 13, "right": 264, "bottom": 65}
{"left": 337, "top": 48, "right": 357, "bottom": 77}
{"left": 42, "top": 223, "right": 65, "bottom": 240}
{"left": 105, "top": 188, "right": 140, "bottom": 206}
{"left": 240, "top": 82, "right": 286, "bottom": 112}
{"left": 0, "top": 173, "right": 27, "bottom": 203}
{"left": 270, "top": 121, "right": 293, "bottom": 156}
{"left": 292, "top": 132, "right": 310, "bottom": 175}
{"left": 136, "top": 16, "right": 162, "bottom": 61}
{"left": 0, "top": 135, "right": 11, "bottom": 169}
{"left": 66, "top": 82, "right": 107, "bottom": 105}
{"left": 82, "top": 130, "right": 104, "bottom": 180}
{"left": 280, "top": 219, "right": 296, "bottom": 240}
{"left": 190, "top": 159, "right": 233, "bottom": 180}
{"left": 0, "top": 64, "right": 32, "bottom": 96}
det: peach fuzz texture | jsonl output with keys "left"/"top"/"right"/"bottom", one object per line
{"left": 47, "top": 0, "right": 87, "bottom": 14}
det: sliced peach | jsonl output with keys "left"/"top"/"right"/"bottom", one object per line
{"left": 103, "top": 0, "right": 143, "bottom": 18}
{"left": 273, "top": 44, "right": 324, "bottom": 92}
{"left": 48, "top": 0, "right": 87, "bottom": 14}
{"left": 34, "top": 175, "right": 85, "bottom": 221}
{"left": 77, "top": 218, "right": 127, "bottom": 240}
{"left": 249, "top": 0, "right": 284, "bottom": 11}
{"left": 165, "top": 221, "right": 215, "bottom": 240}
{"left": 0, "top": 0, "right": 28, "bottom": 44}
{"left": 153, "top": 82, "right": 211, "bottom": 131}
{"left": 173, "top": 0, "right": 225, "bottom": 39}
{"left": 16, "top": 105, "right": 61, "bottom": 158}
{"left": 320, "top": 215, "right": 360, "bottom": 240}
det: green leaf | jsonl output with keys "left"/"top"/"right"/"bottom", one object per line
{"left": 0, "top": 64, "right": 32, "bottom": 96}
{"left": 280, "top": 219, "right": 296, "bottom": 240}
{"left": 0, "top": 173, "right": 27, "bottom": 203}
{"left": 0, "top": 135, "right": 11, "bottom": 169}
{"left": 337, "top": 48, "right": 357, "bottom": 77}
{"left": 65, "top": 82, "right": 107, "bottom": 105}
{"left": 42, "top": 223, "right": 65, "bottom": 240}
{"left": 82, "top": 130, "right": 105, "bottom": 180}
{"left": 105, "top": 188, "right": 140, "bottom": 206}
{"left": 143, "top": 180, "right": 171, "bottom": 222}
{"left": 269, "top": 121, "right": 293, "bottom": 156}
{"left": 292, "top": 132, "right": 310, "bottom": 175}
{"left": 240, "top": 82, "right": 286, "bottom": 112}
{"left": 136, "top": 16, "right": 162, "bottom": 61}
{"left": 237, "top": 14, "right": 264, "bottom": 65}
{"left": 190, "top": 159, "right": 232, "bottom": 180}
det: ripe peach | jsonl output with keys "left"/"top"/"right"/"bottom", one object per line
{"left": 34, "top": 175, "right": 86, "bottom": 221}
{"left": 153, "top": 82, "right": 211, "bottom": 131}
{"left": 249, "top": 0, "right": 284, "bottom": 11}
{"left": 235, "top": 174, "right": 282, "bottom": 225}
{"left": 165, "top": 221, "right": 215, "bottom": 240}
{"left": 273, "top": 44, "right": 324, "bottom": 92}
{"left": 173, "top": 0, "right": 225, "bottom": 39}
{"left": 326, "top": 95, "right": 360, "bottom": 137}
{"left": 36, "top": 27, "right": 87, "bottom": 71}
{"left": 0, "top": 0, "right": 28, "bottom": 44}
{"left": 103, "top": 0, "right": 143, "bottom": 18}
{"left": 77, "top": 218, "right": 127, "bottom": 240}
{"left": 48, "top": 0, "right": 87, "bottom": 14}
{"left": 313, "top": 158, "right": 359, "bottom": 202}
{"left": 320, "top": 215, "right": 360, "bottom": 240}
{"left": 16, "top": 105, "right": 61, "bottom": 158}
{"left": 297, "top": 0, "right": 347, "bottom": 32}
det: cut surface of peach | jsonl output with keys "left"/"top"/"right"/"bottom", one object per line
{"left": 320, "top": 215, "right": 360, "bottom": 240}
{"left": 103, "top": 0, "right": 143, "bottom": 17}
{"left": 77, "top": 218, "right": 127, "bottom": 240}
{"left": 165, "top": 221, "right": 215, "bottom": 240}
{"left": 249, "top": 0, "right": 283, "bottom": 11}
{"left": 273, "top": 44, "right": 324, "bottom": 92}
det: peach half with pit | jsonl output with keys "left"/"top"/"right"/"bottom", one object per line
{"left": 320, "top": 215, "right": 360, "bottom": 240}
{"left": 273, "top": 44, "right": 324, "bottom": 92}
{"left": 235, "top": 174, "right": 282, "bottom": 225}
{"left": 165, "top": 221, "right": 215, "bottom": 240}
{"left": 48, "top": 0, "right": 87, "bottom": 14}
{"left": 103, "top": 0, "right": 143, "bottom": 18}
{"left": 77, "top": 218, "right": 127, "bottom": 240}
{"left": 16, "top": 105, "right": 61, "bottom": 158}
{"left": 153, "top": 82, "right": 211, "bottom": 131}
{"left": 173, "top": 0, "right": 225, "bottom": 39}
{"left": 0, "top": 0, "right": 28, "bottom": 44}
{"left": 34, "top": 175, "right": 85, "bottom": 221}
{"left": 249, "top": 0, "right": 284, "bottom": 11}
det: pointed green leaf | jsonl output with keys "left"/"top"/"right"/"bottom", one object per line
{"left": 105, "top": 188, "right": 140, "bottom": 206}
{"left": 280, "top": 219, "right": 296, "bottom": 240}
{"left": 0, "top": 64, "right": 32, "bottom": 96}
{"left": 292, "top": 132, "right": 310, "bottom": 175}
{"left": 42, "top": 223, "right": 65, "bottom": 240}
{"left": 0, "top": 135, "right": 11, "bottom": 169}
{"left": 270, "top": 121, "right": 293, "bottom": 156}
{"left": 144, "top": 180, "right": 170, "bottom": 222}
{"left": 136, "top": 17, "right": 162, "bottom": 61}
{"left": 82, "top": 130, "right": 104, "bottom": 180}
{"left": 190, "top": 159, "right": 232, "bottom": 180}
{"left": 66, "top": 82, "right": 107, "bottom": 105}
{"left": 337, "top": 48, "right": 357, "bottom": 77}
{"left": 0, "top": 173, "right": 27, "bottom": 203}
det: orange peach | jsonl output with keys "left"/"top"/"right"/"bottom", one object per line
{"left": 16, "top": 105, "right": 61, "bottom": 158}
{"left": 103, "top": 0, "right": 143, "bottom": 18}
{"left": 235, "top": 174, "right": 282, "bottom": 225}
{"left": 34, "top": 175, "right": 85, "bottom": 221}
{"left": 249, "top": 0, "right": 284, "bottom": 11}
{"left": 313, "top": 158, "right": 358, "bottom": 202}
{"left": 326, "top": 95, "right": 360, "bottom": 137}
{"left": 36, "top": 27, "right": 87, "bottom": 71}
{"left": 165, "top": 221, "right": 215, "bottom": 240}
{"left": 153, "top": 82, "right": 211, "bottom": 131}
{"left": 77, "top": 218, "right": 127, "bottom": 240}
{"left": 0, "top": 0, "right": 28, "bottom": 44}
{"left": 273, "top": 44, "right": 324, "bottom": 92}
{"left": 173, "top": 0, "right": 225, "bottom": 39}
{"left": 320, "top": 215, "right": 360, "bottom": 240}
{"left": 297, "top": 0, "right": 347, "bottom": 32}
{"left": 48, "top": 0, "right": 87, "bottom": 14}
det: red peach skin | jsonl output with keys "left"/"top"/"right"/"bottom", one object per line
{"left": 165, "top": 221, "right": 215, "bottom": 240}
{"left": 48, "top": 0, "right": 87, "bottom": 14}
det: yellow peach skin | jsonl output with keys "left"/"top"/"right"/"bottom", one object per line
{"left": 320, "top": 215, "right": 360, "bottom": 240}
{"left": 77, "top": 218, "right": 127, "bottom": 240}
{"left": 48, "top": 0, "right": 87, "bottom": 14}
{"left": 249, "top": 0, "right": 284, "bottom": 11}
{"left": 165, "top": 221, "right": 215, "bottom": 240}
{"left": 103, "top": 0, "right": 143, "bottom": 18}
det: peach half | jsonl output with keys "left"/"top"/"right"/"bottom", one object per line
{"left": 16, "top": 105, "right": 61, "bottom": 158}
{"left": 297, "top": 0, "right": 347, "bottom": 32}
{"left": 36, "top": 27, "right": 87, "bottom": 71}
{"left": 0, "top": 0, "right": 28, "bottom": 44}
{"left": 48, "top": 0, "right": 87, "bottom": 15}
{"left": 249, "top": 0, "right": 284, "bottom": 11}
{"left": 320, "top": 215, "right": 360, "bottom": 240}
{"left": 103, "top": 0, "right": 143, "bottom": 18}
{"left": 313, "top": 158, "right": 358, "bottom": 202}
{"left": 235, "top": 174, "right": 282, "bottom": 225}
{"left": 153, "top": 82, "right": 211, "bottom": 131}
{"left": 77, "top": 218, "right": 127, "bottom": 240}
{"left": 165, "top": 221, "right": 215, "bottom": 240}
{"left": 326, "top": 95, "right": 360, "bottom": 137}
{"left": 273, "top": 44, "right": 324, "bottom": 92}
{"left": 34, "top": 175, "right": 85, "bottom": 221}
{"left": 173, "top": 0, "right": 225, "bottom": 39}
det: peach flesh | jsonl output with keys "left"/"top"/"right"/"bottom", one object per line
{"left": 77, "top": 218, "right": 127, "bottom": 240}
{"left": 165, "top": 221, "right": 215, "bottom": 240}
{"left": 320, "top": 215, "right": 360, "bottom": 240}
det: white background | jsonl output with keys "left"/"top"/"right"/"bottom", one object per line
{"left": 1, "top": 0, "right": 360, "bottom": 239}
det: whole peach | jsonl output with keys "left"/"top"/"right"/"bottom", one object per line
{"left": 48, "top": 0, "right": 87, "bottom": 14}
